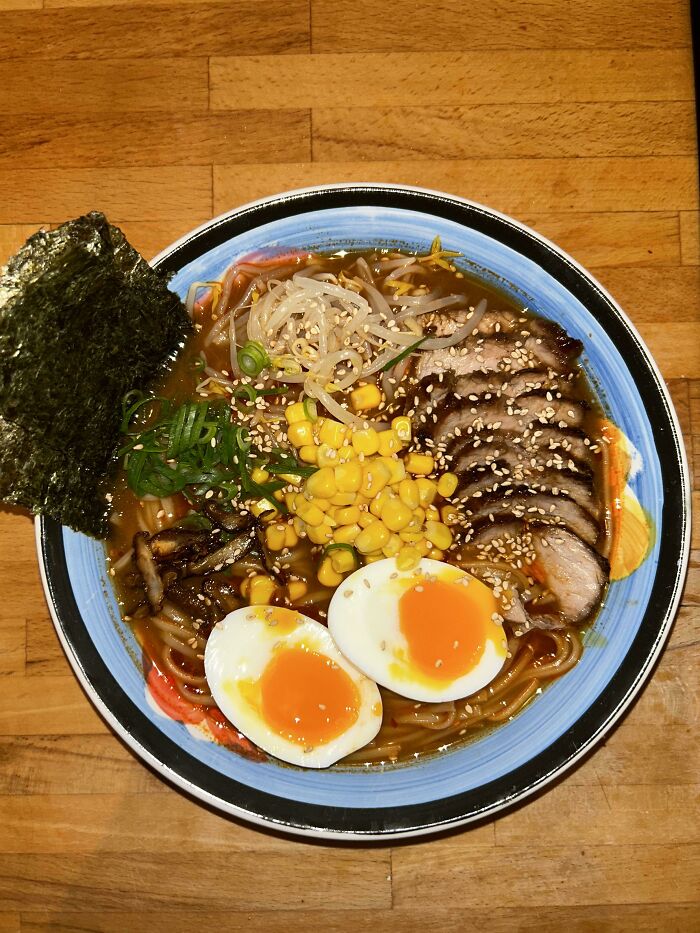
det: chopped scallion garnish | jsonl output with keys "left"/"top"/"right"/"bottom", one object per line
{"left": 237, "top": 340, "right": 270, "bottom": 377}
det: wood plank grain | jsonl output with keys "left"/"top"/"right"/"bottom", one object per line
{"left": 0, "top": 676, "right": 106, "bottom": 736}
{"left": 0, "top": 850, "right": 391, "bottom": 911}
{"left": 0, "top": 2, "right": 310, "bottom": 60}
{"left": 0, "top": 59, "right": 209, "bottom": 114}
{"left": 589, "top": 266, "right": 700, "bottom": 321}
{"left": 633, "top": 322, "right": 700, "bottom": 379}
{"left": 311, "top": 0, "right": 690, "bottom": 52}
{"left": 0, "top": 736, "right": 163, "bottom": 795}
{"left": 311, "top": 103, "right": 696, "bottom": 161}
{"left": 493, "top": 784, "right": 700, "bottom": 847}
{"left": 0, "top": 792, "right": 489, "bottom": 852}
{"left": 15, "top": 905, "right": 700, "bottom": 933}
{"left": 680, "top": 211, "right": 700, "bottom": 264}
{"left": 518, "top": 212, "right": 681, "bottom": 268}
{"left": 213, "top": 157, "right": 700, "bottom": 215}
{"left": 0, "top": 167, "right": 212, "bottom": 224}
{"left": 25, "top": 611, "right": 65, "bottom": 677}
{"left": 0, "top": 0, "right": 39, "bottom": 8}
{"left": 212, "top": 50, "right": 694, "bottom": 110}
{"left": 392, "top": 843, "right": 700, "bottom": 907}
{"left": 0, "top": 111, "right": 311, "bottom": 168}
{"left": 0, "top": 794, "right": 314, "bottom": 853}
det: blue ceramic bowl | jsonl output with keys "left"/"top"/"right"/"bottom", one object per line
{"left": 37, "top": 185, "right": 690, "bottom": 839}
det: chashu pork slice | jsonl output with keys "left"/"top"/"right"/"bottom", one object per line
{"left": 469, "top": 520, "right": 608, "bottom": 624}
{"left": 430, "top": 393, "right": 587, "bottom": 444}
{"left": 415, "top": 309, "right": 583, "bottom": 381}
{"left": 453, "top": 461, "right": 601, "bottom": 520}
{"left": 465, "top": 489, "right": 600, "bottom": 547}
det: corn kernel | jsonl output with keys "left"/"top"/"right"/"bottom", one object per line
{"left": 405, "top": 452, "right": 435, "bottom": 475}
{"left": 355, "top": 521, "right": 391, "bottom": 554}
{"left": 317, "top": 419, "right": 347, "bottom": 449}
{"left": 251, "top": 467, "right": 270, "bottom": 484}
{"left": 378, "top": 456, "right": 406, "bottom": 485}
{"left": 377, "top": 429, "right": 401, "bottom": 457}
{"left": 318, "top": 558, "right": 343, "bottom": 588}
{"left": 370, "top": 487, "right": 393, "bottom": 518}
{"left": 360, "top": 461, "right": 391, "bottom": 497}
{"left": 338, "top": 445, "right": 357, "bottom": 463}
{"left": 322, "top": 512, "right": 337, "bottom": 527}
{"left": 382, "top": 534, "right": 402, "bottom": 558}
{"left": 399, "top": 531, "right": 424, "bottom": 544}
{"left": 277, "top": 472, "right": 303, "bottom": 485}
{"left": 391, "top": 416, "right": 412, "bottom": 444}
{"left": 441, "top": 504, "right": 461, "bottom": 526}
{"left": 299, "top": 444, "right": 318, "bottom": 464}
{"left": 350, "top": 383, "right": 382, "bottom": 411}
{"left": 287, "top": 580, "right": 307, "bottom": 602}
{"left": 329, "top": 548, "right": 356, "bottom": 574}
{"left": 287, "top": 420, "right": 314, "bottom": 447}
{"left": 317, "top": 443, "right": 341, "bottom": 467}
{"left": 273, "top": 490, "right": 285, "bottom": 502}
{"left": 292, "top": 516, "right": 306, "bottom": 537}
{"left": 398, "top": 478, "right": 420, "bottom": 510}
{"left": 416, "top": 538, "right": 431, "bottom": 556}
{"left": 249, "top": 499, "right": 277, "bottom": 518}
{"left": 294, "top": 497, "right": 325, "bottom": 527}
{"left": 351, "top": 427, "right": 380, "bottom": 456}
{"left": 382, "top": 497, "right": 413, "bottom": 532}
{"left": 334, "top": 461, "right": 363, "bottom": 493}
{"left": 425, "top": 505, "right": 440, "bottom": 523}
{"left": 248, "top": 575, "right": 276, "bottom": 606}
{"left": 285, "top": 402, "right": 307, "bottom": 424}
{"left": 305, "top": 466, "right": 337, "bottom": 500}
{"left": 335, "top": 505, "right": 361, "bottom": 525}
{"left": 396, "top": 546, "right": 421, "bottom": 571}
{"left": 425, "top": 521, "right": 453, "bottom": 551}
{"left": 334, "top": 522, "right": 361, "bottom": 544}
{"left": 307, "top": 524, "right": 333, "bottom": 545}
{"left": 427, "top": 547, "right": 445, "bottom": 560}
{"left": 363, "top": 553, "right": 385, "bottom": 564}
{"left": 330, "top": 491, "right": 357, "bottom": 506}
{"left": 265, "top": 523, "right": 287, "bottom": 551}
{"left": 240, "top": 578, "right": 250, "bottom": 599}
{"left": 437, "top": 472, "right": 459, "bottom": 498}
{"left": 358, "top": 512, "right": 378, "bottom": 529}
{"left": 284, "top": 524, "right": 298, "bottom": 548}
{"left": 285, "top": 492, "right": 296, "bottom": 511}
{"left": 416, "top": 478, "right": 438, "bottom": 506}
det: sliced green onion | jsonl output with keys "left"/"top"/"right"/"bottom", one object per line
{"left": 302, "top": 397, "right": 318, "bottom": 421}
{"left": 380, "top": 336, "right": 427, "bottom": 373}
{"left": 232, "top": 385, "right": 258, "bottom": 405}
{"left": 237, "top": 340, "right": 270, "bottom": 377}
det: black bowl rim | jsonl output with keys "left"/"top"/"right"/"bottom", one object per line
{"left": 37, "top": 183, "right": 691, "bottom": 840}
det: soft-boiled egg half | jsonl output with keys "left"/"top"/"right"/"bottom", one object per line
{"left": 328, "top": 558, "right": 508, "bottom": 703}
{"left": 204, "top": 605, "right": 383, "bottom": 768}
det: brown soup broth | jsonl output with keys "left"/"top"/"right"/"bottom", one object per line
{"left": 107, "top": 249, "right": 607, "bottom": 766}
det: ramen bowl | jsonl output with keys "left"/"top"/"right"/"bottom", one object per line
{"left": 37, "top": 184, "right": 690, "bottom": 839}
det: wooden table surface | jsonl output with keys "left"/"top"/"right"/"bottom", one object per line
{"left": 0, "top": 1, "right": 698, "bottom": 930}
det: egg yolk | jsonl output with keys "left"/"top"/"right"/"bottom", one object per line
{"left": 399, "top": 577, "right": 499, "bottom": 681}
{"left": 260, "top": 647, "right": 360, "bottom": 747}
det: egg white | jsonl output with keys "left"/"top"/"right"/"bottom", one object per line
{"left": 204, "top": 606, "right": 383, "bottom": 768}
{"left": 327, "top": 558, "right": 508, "bottom": 703}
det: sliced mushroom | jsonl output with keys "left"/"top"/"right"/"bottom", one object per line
{"left": 133, "top": 532, "right": 164, "bottom": 613}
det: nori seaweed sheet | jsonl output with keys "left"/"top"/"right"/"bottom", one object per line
{"left": 0, "top": 211, "right": 191, "bottom": 536}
